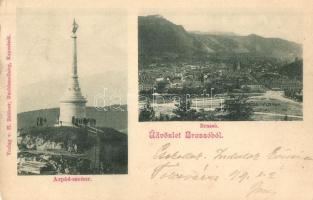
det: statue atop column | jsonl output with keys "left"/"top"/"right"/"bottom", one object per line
{"left": 72, "top": 19, "right": 79, "bottom": 34}
{"left": 59, "top": 18, "right": 87, "bottom": 126}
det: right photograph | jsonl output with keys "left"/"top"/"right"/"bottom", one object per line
{"left": 138, "top": 13, "right": 303, "bottom": 121}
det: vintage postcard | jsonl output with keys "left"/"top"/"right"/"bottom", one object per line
{"left": 14, "top": 9, "right": 128, "bottom": 175}
{"left": 0, "top": 0, "right": 313, "bottom": 200}
{"left": 138, "top": 13, "right": 303, "bottom": 122}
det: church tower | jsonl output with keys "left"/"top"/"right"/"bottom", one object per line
{"left": 59, "top": 19, "right": 87, "bottom": 126}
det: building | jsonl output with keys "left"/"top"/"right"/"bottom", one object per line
{"left": 59, "top": 19, "right": 87, "bottom": 126}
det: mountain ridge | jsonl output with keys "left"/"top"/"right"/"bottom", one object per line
{"left": 139, "top": 15, "right": 302, "bottom": 66}
{"left": 18, "top": 71, "right": 127, "bottom": 113}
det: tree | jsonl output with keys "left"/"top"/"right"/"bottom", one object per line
{"left": 196, "top": 109, "right": 217, "bottom": 121}
{"left": 284, "top": 114, "right": 288, "bottom": 121}
{"left": 156, "top": 81, "right": 169, "bottom": 93}
{"left": 139, "top": 100, "right": 155, "bottom": 121}
{"left": 158, "top": 114, "right": 171, "bottom": 121}
{"left": 172, "top": 96, "right": 197, "bottom": 121}
{"left": 222, "top": 95, "right": 253, "bottom": 121}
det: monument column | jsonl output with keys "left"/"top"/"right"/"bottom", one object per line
{"left": 59, "top": 19, "right": 87, "bottom": 126}
{"left": 72, "top": 21, "right": 78, "bottom": 77}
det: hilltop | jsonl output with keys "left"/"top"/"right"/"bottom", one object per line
{"left": 17, "top": 106, "right": 127, "bottom": 134}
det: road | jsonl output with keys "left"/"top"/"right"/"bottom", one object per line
{"left": 252, "top": 90, "right": 301, "bottom": 105}
{"left": 254, "top": 112, "right": 303, "bottom": 119}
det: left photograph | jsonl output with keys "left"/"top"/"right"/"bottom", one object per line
{"left": 16, "top": 9, "right": 128, "bottom": 175}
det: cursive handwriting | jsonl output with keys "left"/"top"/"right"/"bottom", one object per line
{"left": 214, "top": 148, "right": 260, "bottom": 160}
{"left": 153, "top": 143, "right": 313, "bottom": 161}
{"left": 267, "top": 146, "right": 313, "bottom": 160}
{"left": 153, "top": 143, "right": 203, "bottom": 160}
{"left": 246, "top": 181, "right": 276, "bottom": 198}
{"left": 150, "top": 143, "right": 312, "bottom": 198}
{"left": 151, "top": 161, "right": 219, "bottom": 182}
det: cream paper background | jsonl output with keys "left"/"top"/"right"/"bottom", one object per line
{"left": 1, "top": 0, "right": 313, "bottom": 200}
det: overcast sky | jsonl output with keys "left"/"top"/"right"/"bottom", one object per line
{"left": 141, "top": 10, "right": 304, "bottom": 44}
{"left": 17, "top": 9, "right": 127, "bottom": 87}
